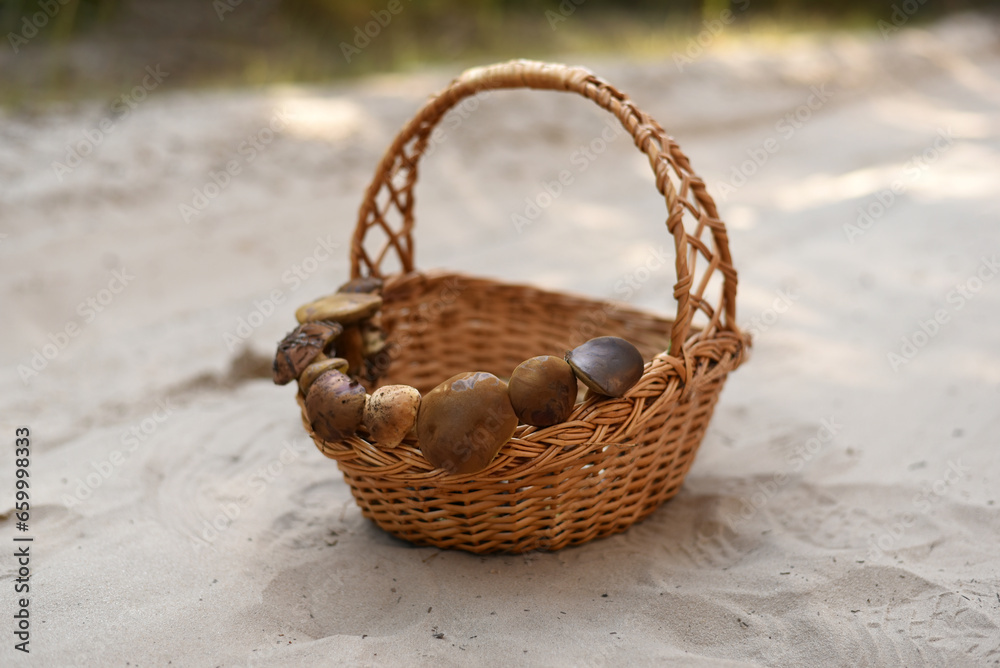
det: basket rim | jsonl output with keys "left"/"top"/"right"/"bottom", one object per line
{"left": 298, "top": 269, "right": 749, "bottom": 483}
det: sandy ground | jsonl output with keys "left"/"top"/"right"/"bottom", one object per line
{"left": 2, "top": 13, "right": 1000, "bottom": 667}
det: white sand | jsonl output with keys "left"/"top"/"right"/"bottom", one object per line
{"left": 2, "top": 14, "right": 999, "bottom": 667}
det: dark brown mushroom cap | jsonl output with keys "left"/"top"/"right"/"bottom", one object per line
{"left": 337, "top": 276, "right": 384, "bottom": 295}
{"left": 273, "top": 321, "right": 343, "bottom": 385}
{"left": 565, "top": 336, "right": 645, "bottom": 397}
{"left": 298, "top": 357, "right": 350, "bottom": 396}
{"left": 295, "top": 292, "right": 382, "bottom": 325}
{"left": 507, "top": 356, "right": 578, "bottom": 427}
{"left": 416, "top": 372, "right": 518, "bottom": 475}
{"left": 305, "top": 370, "right": 366, "bottom": 442}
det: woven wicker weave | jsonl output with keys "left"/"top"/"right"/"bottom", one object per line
{"left": 294, "top": 60, "right": 749, "bottom": 554}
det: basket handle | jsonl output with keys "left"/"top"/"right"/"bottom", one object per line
{"left": 349, "top": 59, "right": 738, "bottom": 356}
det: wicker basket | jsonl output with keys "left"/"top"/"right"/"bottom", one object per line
{"left": 293, "top": 59, "right": 749, "bottom": 554}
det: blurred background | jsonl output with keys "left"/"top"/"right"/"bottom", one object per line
{"left": 3, "top": 2, "right": 1000, "bottom": 666}
{"left": 2, "top": 0, "right": 997, "bottom": 104}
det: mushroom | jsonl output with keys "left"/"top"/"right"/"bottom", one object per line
{"left": 334, "top": 325, "right": 365, "bottom": 376}
{"left": 361, "top": 320, "right": 387, "bottom": 357}
{"left": 416, "top": 372, "right": 518, "bottom": 475}
{"left": 305, "top": 370, "right": 366, "bottom": 442}
{"left": 337, "top": 276, "right": 384, "bottom": 295}
{"left": 298, "top": 357, "right": 350, "bottom": 396}
{"left": 272, "top": 321, "right": 343, "bottom": 385}
{"left": 295, "top": 292, "right": 382, "bottom": 325}
{"left": 565, "top": 336, "right": 645, "bottom": 397}
{"left": 364, "top": 385, "right": 421, "bottom": 448}
{"left": 362, "top": 346, "right": 394, "bottom": 384}
{"left": 507, "top": 355, "right": 578, "bottom": 427}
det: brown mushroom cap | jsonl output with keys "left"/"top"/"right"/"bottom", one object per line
{"left": 364, "top": 385, "right": 421, "bottom": 448}
{"left": 416, "top": 372, "right": 518, "bottom": 475}
{"left": 298, "top": 357, "right": 350, "bottom": 396}
{"left": 295, "top": 292, "right": 382, "bottom": 325}
{"left": 273, "top": 321, "right": 343, "bottom": 385}
{"left": 337, "top": 276, "right": 384, "bottom": 295}
{"left": 305, "top": 370, "right": 366, "bottom": 442}
{"left": 565, "top": 336, "right": 645, "bottom": 398}
{"left": 507, "top": 356, "right": 578, "bottom": 427}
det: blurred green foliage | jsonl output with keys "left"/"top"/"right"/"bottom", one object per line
{"left": 0, "top": 0, "right": 995, "bottom": 104}
{"left": 1, "top": 0, "right": 119, "bottom": 37}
